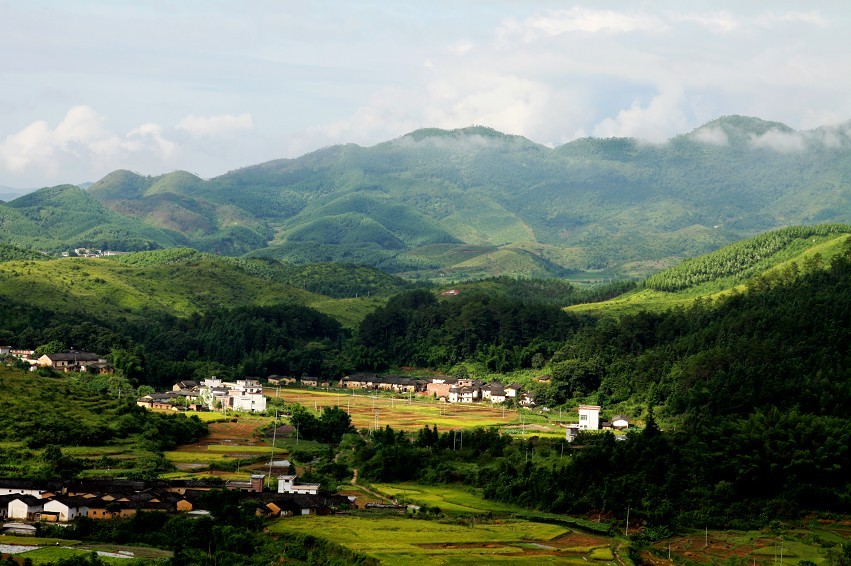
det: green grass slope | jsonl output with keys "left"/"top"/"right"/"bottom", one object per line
{"left": 0, "top": 249, "right": 397, "bottom": 330}
{"left": 0, "top": 253, "right": 315, "bottom": 322}
{"left": 569, "top": 224, "right": 851, "bottom": 315}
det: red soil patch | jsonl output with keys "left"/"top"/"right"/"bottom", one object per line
{"left": 546, "top": 531, "right": 612, "bottom": 549}
{"left": 177, "top": 417, "right": 270, "bottom": 452}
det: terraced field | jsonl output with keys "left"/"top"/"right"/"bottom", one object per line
{"left": 269, "top": 515, "right": 619, "bottom": 565}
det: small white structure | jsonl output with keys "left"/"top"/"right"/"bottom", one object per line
{"left": 565, "top": 424, "right": 580, "bottom": 442}
{"left": 277, "top": 475, "right": 320, "bottom": 495}
{"left": 505, "top": 384, "right": 522, "bottom": 398}
{"left": 612, "top": 415, "right": 630, "bottom": 430}
{"left": 578, "top": 405, "right": 601, "bottom": 430}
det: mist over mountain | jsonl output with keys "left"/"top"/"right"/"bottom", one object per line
{"left": 3, "top": 115, "right": 851, "bottom": 279}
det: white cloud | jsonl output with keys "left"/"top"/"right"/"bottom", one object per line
{"left": 0, "top": 106, "right": 176, "bottom": 182}
{"left": 592, "top": 86, "right": 689, "bottom": 142}
{"left": 448, "top": 40, "right": 473, "bottom": 55}
{"left": 749, "top": 129, "right": 806, "bottom": 153}
{"left": 755, "top": 11, "right": 829, "bottom": 28}
{"left": 690, "top": 126, "right": 729, "bottom": 146}
{"left": 498, "top": 8, "right": 666, "bottom": 42}
{"left": 176, "top": 113, "right": 254, "bottom": 137}
{"left": 668, "top": 11, "right": 739, "bottom": 33}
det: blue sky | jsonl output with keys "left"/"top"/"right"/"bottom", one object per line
{"left": 1, "top": 1, "right": 849, "bottom": 189}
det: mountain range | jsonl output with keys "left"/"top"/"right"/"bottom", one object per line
{"left": 2, "top": 115, "right": 850, "bottom": 280}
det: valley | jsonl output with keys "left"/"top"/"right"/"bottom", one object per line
{"left": 2, "top": 179, "right": 851, "bottom": 564}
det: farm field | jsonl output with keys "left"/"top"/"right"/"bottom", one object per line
{"left": 270, "top": 387, "right": 565, "bottom": 435}
{"left": 162, "top": 415, "right": 285, "bottom": 480}
{"left": 0, "top": 536, "right": 172, "bottom": 564}
{"left": 642, "top": 522, "right": 851, "bottom": 565}
{"left": 269, "top": 514, "right": 619, "bottom": 565}
{"left": 164, "top": 389, "right": 570, "bottom": 480}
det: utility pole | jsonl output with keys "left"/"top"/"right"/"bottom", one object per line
{"left": 625, "top": 507, "right": 630, "bottom": 536}
{"left": 268, "top": 409, "right": 278, "bottom": 482}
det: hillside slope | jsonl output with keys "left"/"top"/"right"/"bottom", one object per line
{"left": 568, "top": 224, "right": 851, "bottom": 315}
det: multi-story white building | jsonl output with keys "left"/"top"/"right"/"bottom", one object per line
{"left": 578, "top": 405, "right": 601, "bottom": 430}
{"left": 199, "top": 377, "right": 266, "bottom": 413}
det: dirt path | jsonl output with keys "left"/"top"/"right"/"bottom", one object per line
{"left": 349, "top": 468, "right": 394, "bottom": 504}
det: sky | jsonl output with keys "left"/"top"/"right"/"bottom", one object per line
{"left": 1, "top": 0, "right": 850, "bottom": 190}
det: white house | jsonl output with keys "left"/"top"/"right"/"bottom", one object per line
{"left": 229, "top": 391, "right": 267, "bottom": 413}
{"left": 43, "top": 496, "right": 89, "bottom": 522}
{"left": 489, "top": 386, "right": 507, "bottom": 404}
{"left": 8, "top": 495, "right": 44, "bottom": 520}
{"left": 199, "top": 377, "right": 266, "bottom": 413}
{"left": 578, "top": 405, "right": 601, "bottom": 430}
{"left": 0, "top": 479, "right": 49, "bottom": 497}
{"left": 505, "top": 384, "right": 522, "bottom": 398}
{"left": 277, "top": 475, "right": 320, "bottom": 495}
{"left": 612, "top": 415, "right": 630, "bottom": 430}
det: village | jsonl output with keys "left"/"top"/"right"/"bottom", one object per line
{"left": 0, "top": 473, "right": 349, "bottom": 533}
{"left": 135, "top": 372, "right": 540, "bottom": 415}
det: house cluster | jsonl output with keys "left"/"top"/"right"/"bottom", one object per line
{"left": 0, "top": 348, "right": 113, "bottom": 374}
{"left": 565, "top": 405, "right": 631, "bottom": 441}
{"left": 0, "top": 474, "right": 349, "bottom": 528}
{"left": 60, "top": 248, "right": 128, "bottom": 258}
{"left": 338, "top": 373, "right": 535, "bottom": 406}
{"left": 137, "top": 378, "right": 267, "bottom": 413}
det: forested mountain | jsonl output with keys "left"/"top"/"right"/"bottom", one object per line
{"left": 3, "top": 116, "right": 851, "bottom": 279}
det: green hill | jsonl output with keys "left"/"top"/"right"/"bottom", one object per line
{"left": 1, "top": 184, "right": 184, "bottom": 252}
{"left": 568, "top": 224, "right": 851, "bottom": 315}
{"left": 4, "top": 116, "right": 851, "bottom": 279}
{"left": 0, "top": 365, "right": 207, "bottom": 478}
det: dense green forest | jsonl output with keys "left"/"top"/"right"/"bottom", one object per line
{"left": 2, "top": 228, "right": 851, "bottom": 533}
{"left": 326, "top": 239, "right": 851, "bottom": 529}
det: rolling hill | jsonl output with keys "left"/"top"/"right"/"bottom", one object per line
{"left": 3, "top": 116, "right": 851, "bottom": 279}
{"left": 0, "top": 248, "right": 408, "bottom": 332}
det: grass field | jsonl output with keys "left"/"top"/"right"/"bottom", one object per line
{"left": 269, "top": 514, "right": 618, "bottom": 565}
